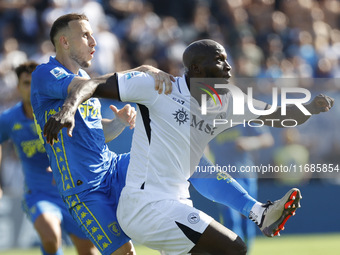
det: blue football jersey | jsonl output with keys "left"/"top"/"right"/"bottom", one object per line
{"left": 31, "top": 56, "right": 115, "bottom": 197}
{"left": 0, "top": 102, "right": 56, "bottom": 193}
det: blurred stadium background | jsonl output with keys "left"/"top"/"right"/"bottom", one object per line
{"left": 0, "top": 0, "right": 339, "bottom": 254}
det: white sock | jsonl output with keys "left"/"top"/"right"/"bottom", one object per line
{"left": 249, "top": 202, "right": 266, "bottom": 225}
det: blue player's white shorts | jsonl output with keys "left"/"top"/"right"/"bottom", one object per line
{"left": 22, "top": 190, "right": 87, "bottom": 239}
{"left": 64, "top": 153, "right": 130, "bottom": 255}
{"left": 117, "top": 187, "right": 213, "bottom": 255}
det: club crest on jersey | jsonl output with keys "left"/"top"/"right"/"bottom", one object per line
{"left": 108, "top": 222, "right": 121, "bottom": 236}
{"left": 187, "top": 212, "right": 200, "bottom": 224}
{"left": 173, "top": 108, "right": 189, "bottom": 125}
{"left": 50, "top": 67, "right": 67, "bottom": 80}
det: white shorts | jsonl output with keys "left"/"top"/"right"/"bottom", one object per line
{"left": 117, "top": 188, "right": 213, "bottom": 255}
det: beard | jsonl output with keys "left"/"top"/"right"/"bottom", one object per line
{"left": 70, "top": 51, "right": 91, "bottom": 69}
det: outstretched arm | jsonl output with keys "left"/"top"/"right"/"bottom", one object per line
{"left": 259, "top": 94, "right": 334, "bottom": 127}
{"left": 43, "top": 66, "right": 173, "bottom": 145}
{"left": 42, "top": 75, "right": 106, "bottom": 144}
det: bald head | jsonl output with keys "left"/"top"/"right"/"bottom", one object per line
{"left": 183, "top": 39, "right": 224, "bottom": 72}
{"left": 182, "top": 39, "right": 231, "bottom": 79}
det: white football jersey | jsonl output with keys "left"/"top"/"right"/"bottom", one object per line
{"left": 117, "top": 72, "right": 267, "bottom": 201}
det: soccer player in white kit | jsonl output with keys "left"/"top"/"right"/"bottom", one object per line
{"left": 43, "top": 39, "right": 333, "bottom": 255}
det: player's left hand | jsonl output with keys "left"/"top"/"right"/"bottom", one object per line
{"left": 308, "top": 94, "right": 334, "bottom": 114}
{"left": 110, "top": 104, "right": 136, "bottom": 129}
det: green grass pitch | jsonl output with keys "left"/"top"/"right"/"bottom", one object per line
{"left": 2, "top": 234, "right": 339, "bottom": 255}
{"left": 251, "top": 233, "right": 340, "bottom": 255}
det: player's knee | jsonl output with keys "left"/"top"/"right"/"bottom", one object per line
{"left": 35, "top": 214, "right": 61, "bottom": 253}
{"left": 70, "top": 234, "right": 98, "bottom": 255}
{"left": 75, "top": 242, "right": 99, "bottom": 255}
{"left": 41, "top": 237, "right": 59, "bottom": 254}
{"left": 40, "top": 229, "right": 60, "bottom": 253}
{"left": 230, "top": 236, "right": 247, "bottom": 255}
{"left": 218, "top": 236, "right": 247, "bottom": 255}
{"left": 111, "top": 241, "right": 135, "bottom": 255}
{"left": 238, "top": 243, "right": 247, "bottom": 255}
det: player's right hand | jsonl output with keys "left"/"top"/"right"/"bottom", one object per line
{"left": 138, "top": 65, "right": 175, "bottom": 94}
{"left": 308, "top": 94, "right": 334, "bottom": 114}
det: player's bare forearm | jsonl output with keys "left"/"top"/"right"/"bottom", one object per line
{"left": 67, "top": 75, "right": 117, "bottom": 110}
{"left": 102, "top": 118, "right": 125, "bottom": 143}
{"left": 44, "top": 65, "right": 172, "bottom": 145}
{"left": 94, "top": 65, "right": 175, "bottom": 97}
{"left": 66, "top": 65, "right": 174, "bottom": 106}
{"left": 259, "top": 104, "right": 310, "bottom": 127}
{"left": 43, "top": 76, "right": 116, "bottom": 145}
{"left": 258, "top": 94, "right": 334, "bottom": 128}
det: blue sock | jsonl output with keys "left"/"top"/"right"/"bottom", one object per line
{"left": 190, "top": 155, "right": 256, "bottom": 217}
{"left": 40, "top": 244, "right": 63, "bottom": 255}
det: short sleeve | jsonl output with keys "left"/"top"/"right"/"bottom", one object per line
{"left": 117, "top": 71, "right": 158, "bottom": 106}
{"left": 32, "top": 64, "right": 76, "bottom": 100}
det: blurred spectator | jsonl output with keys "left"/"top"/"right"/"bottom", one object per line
{"left": 273, "top": 128, "right": 311, "bottom": 184}
{"left": 0, "top": 37, "right": 27, "bottom": 109}
{"left": 89, "top": 20, "right": 122, "bottom": 75}
{"left": 30, "top": 39, "right": 55, "bottom": 64}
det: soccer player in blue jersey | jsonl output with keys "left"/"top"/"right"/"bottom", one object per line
{"left": 0, "top": 61, "right": 98, "bottom": 255}
{"left": 42, "top": 37, "right": 334, "bottom": 255}
{"left": 31, "top": 13, "right": 173, "bottom": 255}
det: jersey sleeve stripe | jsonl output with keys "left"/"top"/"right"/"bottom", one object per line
{"left": 138, "top": 104, "right": 151, "bottom": 144}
